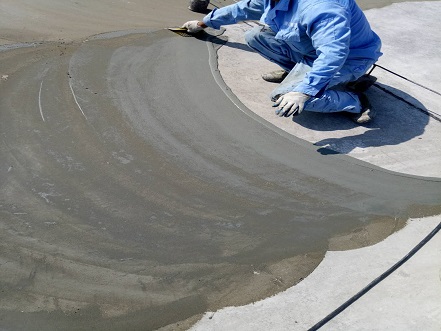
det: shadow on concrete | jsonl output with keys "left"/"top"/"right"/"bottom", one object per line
{"left": 295, "top": 84, "right": 430, "bottom": 155}
{"left": 195, "top": 30, "right": 256, "bottom": 53}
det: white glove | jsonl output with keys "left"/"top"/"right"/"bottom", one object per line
{"left": 272, "top": 92, "right": 311, "bottom": 117}
{"left": 182, "top": 20, "right": 204, "bottom": 33}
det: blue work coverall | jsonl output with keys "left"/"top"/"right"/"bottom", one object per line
{"left": 202, "top": 0, "right": 382, "bottom": 114}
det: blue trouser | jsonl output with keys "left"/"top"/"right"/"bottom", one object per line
{"left": 245, "top": 26, "right": 376, "bottom": 113}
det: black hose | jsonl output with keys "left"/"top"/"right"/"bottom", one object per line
{"left": 308, "top": 221, "right": 441, "bottom": 331}
{"left": 370, "top": 64, "right": 441, "bottom": 97}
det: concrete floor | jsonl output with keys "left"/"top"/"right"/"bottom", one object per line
{"left": 0, "top": 1, "right": 440, "bottom": 331}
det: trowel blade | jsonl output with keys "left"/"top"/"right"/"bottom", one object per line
{"left": 167, "top": 27, "right": 194, "bottom": 37}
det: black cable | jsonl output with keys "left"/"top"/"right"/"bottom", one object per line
{"left": 371, "top": 64, "right": 441, "bottom": 97}
{"left": 366, "top": 64, "right": 441, "bottom": 122}
{"left": 308, "top": 221, "right": 441, "bottom": 331}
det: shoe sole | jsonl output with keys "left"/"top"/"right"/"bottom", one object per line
{"left": 262, "top": 71, "right": 288, "bottom": 83}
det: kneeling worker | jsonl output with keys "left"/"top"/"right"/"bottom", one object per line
{"left": 182, "top": 0, "right": 382, "bottom": 123}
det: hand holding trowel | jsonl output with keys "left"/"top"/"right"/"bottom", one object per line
{"left": 168, "top": 21, "right": 207, "bottom": 37}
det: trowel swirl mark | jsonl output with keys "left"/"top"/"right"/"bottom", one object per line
{"left": 69, "top": 78, "right": 88, "bottom": 120}
{"left": 38, "top": 80, "right": 46, "bottom": 122}
{"left": 0, "top": 29, "right": 440, "bottom": 331}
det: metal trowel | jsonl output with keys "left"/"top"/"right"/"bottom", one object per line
{"left": 167, "top": 27, "right": 194, "bottom": 37}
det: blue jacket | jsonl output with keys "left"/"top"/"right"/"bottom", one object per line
{"left": 203, "top": 0, "right": 382, "bottom": 96}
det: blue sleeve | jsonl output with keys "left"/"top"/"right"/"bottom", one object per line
{"left": 293, "top": 4, "right": 351, "bottom": 96}
{"left": 203, "top": 0, "right": 265, "bottom": 29}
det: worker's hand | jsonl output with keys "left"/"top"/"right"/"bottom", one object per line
{"left": 182, "top": 20, "right": 206, "bottom": 33}
{"left": 272, "top": 92, "right": 311, "bottom": 117}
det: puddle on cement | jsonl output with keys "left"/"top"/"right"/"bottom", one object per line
{"left": 0, "top": 30, "right": 440, "bottom": 330}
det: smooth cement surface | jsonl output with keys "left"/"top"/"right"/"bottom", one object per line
{"left": 0, "top": 1, "right": 440, "bottom": 330}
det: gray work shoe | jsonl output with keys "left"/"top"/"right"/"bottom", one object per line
{"left": 262, "top": 70, "right": 288, "bottom": 83}
{"left": 352, "top": 93, "right": 376, "bottom": 124}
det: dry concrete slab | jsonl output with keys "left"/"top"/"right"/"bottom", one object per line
{"left": 214, "top": 2, "right": 441, "bottom": 178}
